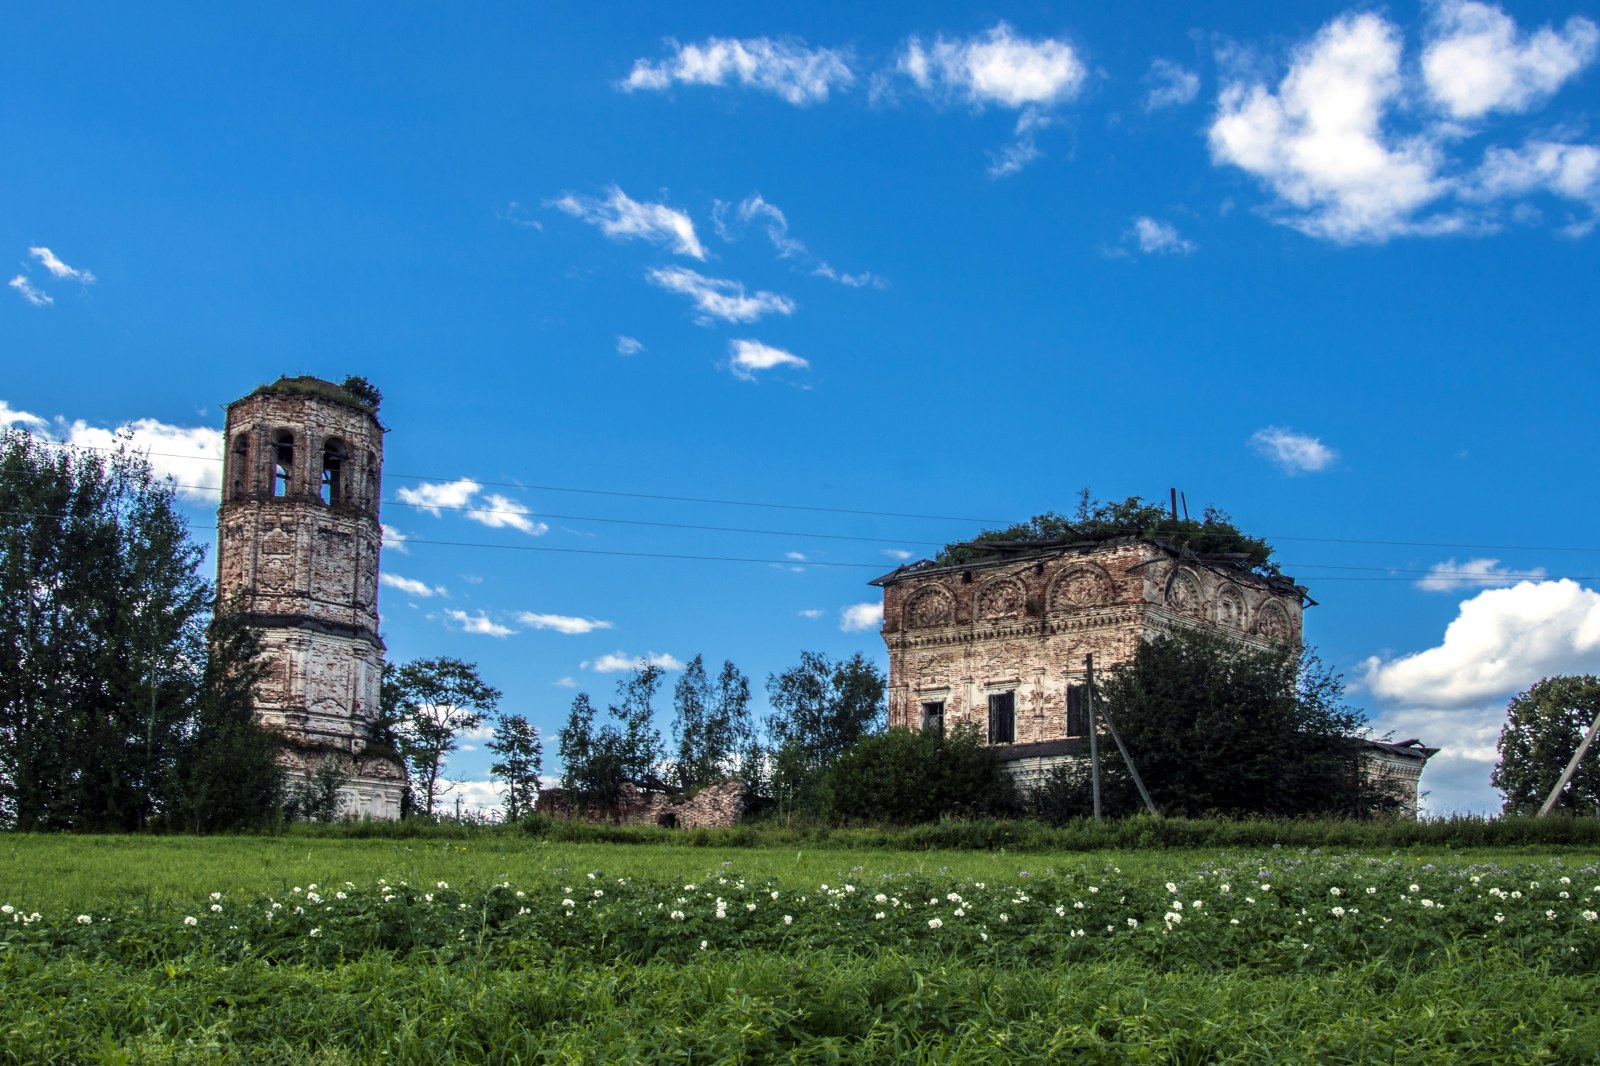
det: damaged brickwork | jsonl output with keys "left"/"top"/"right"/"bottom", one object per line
{"left": 216, "top": 377, "right": 405, "bottom": 819}
{"left": 538, "top": 780, "right": 747, "bottom": 829}
{"left": 873, "top": 538, "right": 1311, "bottom": 786}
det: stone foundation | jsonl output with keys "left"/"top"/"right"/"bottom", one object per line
{"left": 538, "top": 780, "right": 746, "bottom": 828}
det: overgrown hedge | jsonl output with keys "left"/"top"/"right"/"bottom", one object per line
{"left": 256, "top": 812, "right": 1600, "bottom": 851}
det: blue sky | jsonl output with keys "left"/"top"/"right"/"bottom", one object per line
{"left": 7, "top": 1, "right": 1600, "bottom": 814}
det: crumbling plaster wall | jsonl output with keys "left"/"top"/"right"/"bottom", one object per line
{"left": 880, "top": 542, "right": 1304, "bottom": 746}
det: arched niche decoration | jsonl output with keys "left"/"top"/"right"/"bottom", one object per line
{"left": 1164, "top": 566, "right": 1204, "bottom": 618}
{"left": 904, "top": 584, "right": 956, "bottom": 628}
{"left": 976, "top": 576, "right": 1026, "bottom": 620}
{"left": 321, "top": 437, "right": 349, "bottom": 506}
{"left": 1254, "top": 600, "right": 1293, "bottom": 643}
{"left": 1049, "top": 564, "right": 1114, "bottom": 611}
{"left": 1215, "top": 586, "right": 1247, "bottom": 630}
{"left": 229, "top": 433, "right": 250, "bottom": 500}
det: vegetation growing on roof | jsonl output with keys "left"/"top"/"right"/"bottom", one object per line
{"left": 250, "top": 375, "right": 381, "bottom": 414}
{"left": 930, "top": 489, "right": 1278, "bottom": 576}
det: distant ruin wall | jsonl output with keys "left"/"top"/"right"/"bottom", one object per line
{"left": 537, "top": 780, "right": 746, "bottom": 828}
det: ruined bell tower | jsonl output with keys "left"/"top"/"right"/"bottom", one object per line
{"left": 216, "top": 376, "right": 406, "bottom": 819}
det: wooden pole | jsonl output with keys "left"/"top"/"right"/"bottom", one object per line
{"left": 1086, "top": 654, "right": 1101, "bottom": 821}
{"left": 1538, "top": 707, "right": 1600, "bottom": 816}
{"left": 1099, "top": 703, "right": 1160, "bottom": 817}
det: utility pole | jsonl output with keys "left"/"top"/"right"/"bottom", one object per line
{"left": 1538, "top": 706, "right": 1600, "bottom": 816}
{"left": 1086, "top": 654, "right": 1101, "bottom": 821}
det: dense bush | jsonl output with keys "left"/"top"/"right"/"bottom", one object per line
{"left": 818, "top": 724, "right": 1019, "bottom": 824}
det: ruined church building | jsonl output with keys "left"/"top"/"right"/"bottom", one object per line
{"left": 216, "top": 377, "right": 405, "bottom": 819}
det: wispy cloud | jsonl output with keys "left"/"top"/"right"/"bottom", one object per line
{"left": 883, "top": 549, "right": 914, "bottom": 561}
{"left": 1415, "top": 558, "right": 1548, "bottom": 592}
{"left": 616, "top": 335, "right": 644, "bottom": 356}
{"left": 840, "top": 602, "right": 884, "bottom": 632}
{"left": 0, "top": 401, "right": 48, "bottom": 432}
{"left": 397, "top": 478, "right": 480, "bottom": 516}
{"left": 515, "top": 612, "right": 614, "bottom": 635}
{"left": 621, "top": 36, "right": 855, "bottom": 105}
{"left": 29, "top": 246, "right": 94, "bottom": 283}
{"left": 444, "top": 609, "right": 515, "bottom": 638}
{"left": 1128, "top": 216, "right": 1196, "bottom": 255}
{"left": 381, "top": 524, "right": 409, "bottom": 554}
{"left": 1144, "top": 58, "right": 1200, "bottom": 111}
{"left": 798, "top": 608, "right": 824, "bottom": 619}
{"left": 9, "top": 275, "right": 51, "bottom": 306}
{"left": 551, "top": 185, "right": 706, "bottom": 259}
{"left": 59, "top": 418, "right": 223, "bottom": 502}
{"left": 382, "top": 573, "right": 445, "bottom": 598}
{"left": 1250, "top": 426, "right": 1337, "bottom": 474}
{"left": 728, "top": 339, "right": 809, "bottom": 382}
{"left": 553, "top": 676, "right": 578, "bottom": 688}
{"left": 582, "top": 650, "right": 686, "bottom": 673}
{"left": 646, "top": 266, "right": 795, "bottom": 325}
{"left": 897, "top": 23, "right": 1087, "bottom": 177}
{"left": 397, "top": 479, "right": 547, "bottom": 536}
{"left": 714, "top": 193, "right": 887, "bottom": 287}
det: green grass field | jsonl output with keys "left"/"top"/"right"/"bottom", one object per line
{"left": 5, "top": 836, "right": 1600, "bottom": 1063}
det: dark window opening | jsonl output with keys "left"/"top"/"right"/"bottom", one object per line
{"left": 230, "top": 433, "right": 249, "bottom": 499}
{"left": 988, "top": 691, "right": 1015, "bottom": 744}
{"left": 1066, "top": 684, "right": 1090, "bottom": 737}
{"left": 321, "top": 439, "right": 347, "bottom": 506}
{"left": 365, "top": 450, "right": 378, "bottom": 506}
{"left": 272, "top": 431, "right": 294, "bottom": 498}
{"left": 920, "top": 701, "right": 945, "bottom": 735}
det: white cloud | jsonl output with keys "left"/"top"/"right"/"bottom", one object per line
{"left": 582, "top": 651, "right": 686, "bottom": 673}
{"left": 380, "top": 524, "right": 409, "bottom": 553}
{"left": 1423, "top": 1, "right": 1598, "bottom": 120}
{"left": 551, "top": 185, "right": 706, "bottom": 259}
{"left": 433, "top": 778, "right": 506, "bottom": 818}
{"left": 883, "top": 549, "right": 914, "bottom": 561}
{"left": 785, "top": 551, "right": 807, "bottom": 562}
{"left": 28, "top": 247, "right": 93, "bottom": 283}
{"left": 1367, "top": 704, "right": 1502, "bottom": 814}
{"left": 9, "top": 275, "right": 51, "bottom": 306}
{"left": 0, "top": 401, "right": 47, "bottom": 431}
{"left": 616, "top": 335, "right": 644, "bottom": 356}
{"left": 1209, "top": 13, "right": 1454, "bottom": 243}
{"left": 898, "top": 24, "right": 1086, "bottom": 177}
{"left": 444, "top": 609, "right": 515, "bottom": 638}
{"left": 1130, "top": 216, "right": 1197, "bottom": 255}
{"left": 728, "top": 339, "right": 808, "bottom": 382}
{"left": 840, "top": 602, "right": 884, "bottom": 632}
{"left": 515, "top": 612, "right": 614, "bottom": 635}
{"left": 59, "top": 418, "right": 224, "bottom": 503}
{"left": 1144, "top": 58, "right": 1200, "bottom": 110}
{"left": 553, "top": 676, "right": 578, "bottom": 688}
{"left": 1249, "top": 426, "right": 1337, "bottom": 474}
{"left": 1471, "top": 140, "right": 1600, "bottom": 204}
{"left": 646, "top": 266, "right": 795, "bottom": 325}
{"left": 466, "top": 493, "right": 548, "bottom": 536}
{"left": 381, "top": 573, "right": 444, "bottom": 598}
{"left": 1363, "top": 579, "right": 1600, "bottom": 709}
{"left": 798, "top": 608, "right": 824, "bottom": 619}
{"left": 1416, "top": 557, "right": 1548, "bottom": 592}
{"left": 899, "top": 23, "right": 1086, "bottom": 108}
{"left": 462, "top": 722, "right": 497, "bottom": 743}
{"left": 621, "top": 36, "right": 855, "bottom": 105}
{"left": 811, "top": 263, "right": 888, "bottom": 288}
{"left": 397, "top": 478, "right": 481, "bottom": 516}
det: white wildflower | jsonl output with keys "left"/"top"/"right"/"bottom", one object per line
{"left": 210, "top": 904, "right": 222, "bottom": 913}
{"left": 76, "top": 915, "right": 92, "bottom": 925}
{"left": 928, "top": 918, "right": 943, "bottom": 929}
{"left": 183, "top": 916, "right": 197, "bottom": 926}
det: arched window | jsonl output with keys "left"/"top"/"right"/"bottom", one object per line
{"left": 272, "top": 431, "right": 294, "bottom": 498}
{"left": 365, "top": 450, "right": 379, "bottom": 507}
{"left": 230, "top": 433, "right": 249, "bottom": 499}
{"left": 321, "top": 439, "right": 348, "bottom": 506}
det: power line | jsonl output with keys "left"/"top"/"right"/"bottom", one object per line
{"left": 16, "top": 440, "right": 1600, "bottom": 556}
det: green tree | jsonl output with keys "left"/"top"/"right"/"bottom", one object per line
{"left": 556, "top": 665, "right": 668, "bottom": 811}
{"left": 0, "top": 431, "right": 224, "bottom": 830}
{"left": 488, "top": 714, "right": 544, "bottom": 820}
{"left": 672, "top": 655, "right": 753, "bottom": 790}
{"left": 1492, "top": 675, "right": 1600, "bottom": 815}
{"left": 764, "top": 651, "right": 886, "bottom": 816}
{"left": 819, "top": 722, "right": 1016, "bottom": 824}
{"left": 379, "top": 657, "right": 501, "bottom": 817}
{"left": 1095, "top": 628, "right": 1387, "bottom": 818}
{"left": 164, "top": 604, "right": 286, "bottom": 832}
